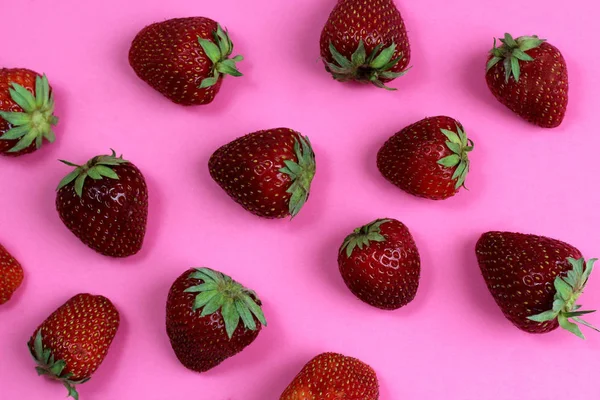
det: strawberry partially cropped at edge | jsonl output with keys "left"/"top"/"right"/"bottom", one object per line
{"left": 55, "top": 150, "right": 148, "bottom": 257}
{"left": 486, "top": 33, "right": 568, "bottom": 128}
{"left": 320, "top": 0, "right": 411, "bottom": 90}
{"left": 476, "top": 231, "right": 599, "bottom": 338}
{"left": 0, "top": 242, "right": 24, "bottom": 305}
{"left": 0, "top": 68, "right": 58, "bottom": 156}
{"left": 28, "top": 293, "right": 120, "bottom": 400}
{"left": 129, "top": 17, "right": 243, "bottom": 105}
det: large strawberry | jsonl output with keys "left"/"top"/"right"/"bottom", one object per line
{"left": 485, "top": 33, "right": 568, "bottom": 128}
{"left": 320, "top": 0, "right": 411, "bottom": 90}
{"left": 166, "top": 267, "right": 266, "bottom": 372}
{"left": 338, "top": 218, "right": 420, "bottom": 310}
{"left": 209, "top": 128, "right": 316, "bottom": 219}
{"left": 0, "top": 243, "right": 24, "bottom": 305}
{"left": 0, "top": 69, "right": 58, "bottom": 156}
{"left": 476, "top": 231, "right": 599, "bottom": 338}
{"left": 377, "top": 116, "right": 474, "bottom": 200}
{"left": 280, "top": 352, "right": 379, "bottom": 400}
{"left": 28, "top": 293, "right": 120, "bottom": 400}
{"left": 56, "top": 150, "right": 148, "bottom": 257}
{"left": 129, "top": 17, "right": 243, "bottom": 105}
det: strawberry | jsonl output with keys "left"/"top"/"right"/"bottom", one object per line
{"left": 377, "top": 116, "right": 474, "bottom": 200}
{"left": 0, "top": 69, "right": 58, "bottom": 156}
{"left": 129, "top": 17, "right": 243, "bottom": 105}
{"left": 476, "top": 231, "right": 599, "bottom": 338}
{"left": 166, "top": 267, "right": 266, "bottom": 372}
{"left": 0, "top": 243, "right": 24, "bottom": 305}
{"left": 28, "top": 293, "right": 120, "bottom": 400}
{"left": 280, "top": 352, "right": 379, "bottom": 400}
{"left": 55, "top": 150, "right": 148, "bottom": 257}
{"left": 485, "top": 33, "right": 568, "bottom": 128}
{"left": 320, "top": 0, "right": 411, "bottom": 90}
{"left": 209, "top": 128, "right": 316, "bottom": 219}
{"left": 338, "top": 218, "right": 420, "bottom": 310}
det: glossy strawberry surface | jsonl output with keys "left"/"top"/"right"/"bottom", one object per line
{"left": 0, "top": 243, "right": 23, "bottom": 305}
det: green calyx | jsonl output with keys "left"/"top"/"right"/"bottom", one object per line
{"left": 0, "top": 74, "right": 58, "bottom": 153}
{"left": 197, "top": 24, "right": 243, "bottom": 89}
{"left": 56, "top": 149, "right": 129, "bottom": 198}
{"left": 486, "top": 33, "right": 546, "bottom": 83}
{"left": 185, "top": 268, "right": 267, "bottom": 339}
{"left": 340, "top": 219, "right": 390, "bottom": 258}
{"left": 528, "top": 258, "right": 599, "bottom": 339}
{"left": 279, "top": 134, "right": 316, "bottom": 218}
{"left": 29, "top": 330, "right": 90, "bottom": 400}
{"left": 437, "top": 124, "right": 474, "bottom": 190}
{"left": 326, "top": 40, "right": 410, "bottom": 90}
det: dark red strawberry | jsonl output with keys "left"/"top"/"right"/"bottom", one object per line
{"left": 129, "top": 17, "right": 243, "bottom": 105}
{"left": 320, "top": 0, "right": 411, "bottom": 89}
{"left": 338, "top": 218, "right": 420, "bottom": 310}
{"left": 485, "top": 33, "right": 568, "bottom": 128}
{"left": 0, "top": 243, "right": 24, "bottom": 305}
{"left": 280, "top": 352, "right": 379, "bottom": 400}
{"left": 55, "top": 150, "right": 148, "bottom": 257}
{"left": 28, "top": 293, "right": 120, "bottom": 399}
{"left": 377, "top": 116, "right": 474, "bottom": 200}
{"left": 166, "top": 267, "right": 266, "bottom": 372}
{"left": 209, "top": 128, "right": 316, "bottom": 219}
{"left": 476, "top": 231, "right": 599, "bottom": 338}
{"left": 0, "top": 69, "right": 58, "bottom": 156}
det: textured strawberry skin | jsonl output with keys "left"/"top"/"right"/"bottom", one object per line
{"left": 476, "top": 231, "right": 582, "bottom": 334}
{"left": 166, "top": 269, "right": 262, "bottom": 372}
{"left": 56, "top": 163, "right": 148, "bottom": 257}
{"left": 486, "top": 42, "right": 568, "bottom": 128}
{"left": 0, "top": 243, "right": 24, "bottom": 305}
{"left": 129, "top": 17, "right": 223, "bottom": 105}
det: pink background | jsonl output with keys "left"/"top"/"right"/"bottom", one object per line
{"left": 1, "top": 0, "right": 599, "bottom": 399}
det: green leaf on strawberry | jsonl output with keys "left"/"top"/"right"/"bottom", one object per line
{"left": 340, "top": 219, "right": 390, "bottom": 258}
{"left": 197, "top": 24, "right": 243, "bottom": 89}
{"left": 438, "top": 124, "right": 473, "bottom": 189}
{"left": 279, "top": 135, "right": 316, "bottom": 218}
{"left": 487, "top": 33, "right": 546, "bottom": 83}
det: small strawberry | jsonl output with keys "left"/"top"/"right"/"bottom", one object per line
{"left": 280, "top": 352, "right": 379, "bottom": 400}
{"left": 320, "top": 0, "right": 411, "bottom": 90}
{"left": 0, "top": 243, "right": 24, "bottom": 305}
{"left": 485, "top": 33, "right": 568, "bottom": 128}
{"left": 55, "top": 150, "right": 148, "bottom": 257}
{"left": 129, "top": 17, "right": 243, "bottom": 105}
{"left": 377, "top": 116, "right": 474, "bottom": 200}
{"left": 28, "top": 293, "right": 120, "bottom": 400}
{"left": 166, "top": 267, "right": 266, "bottom": 372}
{"left": 476, "top": 231, "right": 599, "bottom": 338}
{"left": 209, "top": 128, "right": 316, "bottom": 219}
{"left": 338, "top": 218, "right": 420, "bottom": 310}
{"left": 0, "top": 69, "right": 58, "bottom": 156}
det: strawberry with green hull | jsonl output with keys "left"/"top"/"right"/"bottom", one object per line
{"left": 320, "top": 0, "right": 411, "bottom": 90}
{"left": 129, "top": 17, "right": 243, "bottom": 106}
{"left": 377, "top": 116, "right": 474, "bottom": 200}
{"left": 339, "top": 218, "right": 420, "bottom": 310}
{"left": 28, "top": 293, "right": 120, "bottom": 400}
{"left": 486, "top": 34, "right": 568, "bottom": 128}
{"left": 0, "top": 69, "right": 58, "bottom": 156}
{"left": 56, "top": 150, "right": 148, "bottom": 257}
{"left": 209, "top": 128, "right": 316, "bottom": 219}
{"left": 476, "top": 231, "right": 599, "bottom": 338}
{"left": 0, "top": 243, "right": 24, "bottom": 305}
{"left": 166, "top": 268, "right": 266, "bottom": 372}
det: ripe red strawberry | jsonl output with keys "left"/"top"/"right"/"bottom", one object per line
{"left": 377, "top": 116, "right": 473, "bottom": 200}
{"left": 129, "top": 17, "right": 243, "bottom": 105}
{"left": 320, "top": 0, "right": 411, "bottom": 90}
{"left": 209, "top": 128, "right": 316, "bottom": 219}
{"left": 0, "top": 69, "right": 58, "bottom": 156}
{"left": 280, "top": 352, "right": 379, "bottom": 400}
{"left": 28, "top": 293, "right": 120, "bottom": 400}
{"left": 55, "top": 150, "right": 148, "bottom": 257}
{"left": 476, "top": 231, "right": 599, "bottom": 338}
{"left": 338, "top": 218, "right": 420, "bottom": 310}
{"left": 486, "top": 34, "right": 568, "bottom": 128}
{"left": 166, "top": 267, "right": 266, "bottom": 372}
{"left": 0, "top": 243, "right": 24, "bottom": 305}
